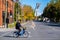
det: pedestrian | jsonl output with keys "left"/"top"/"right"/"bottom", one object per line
{"left": 6, "top": 17, "right": 9, "bottom": 28}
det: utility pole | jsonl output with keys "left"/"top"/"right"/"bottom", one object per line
{"left": 12, "top": 0, "right": 14, "bottom": 22}
{"left": 5, "top": 0, "right": 9, "bottom": 28}
{"left": 6, "top": 0, "right": 8, "bottom": 18}
{"left": 4, "top": 0, "right": 6, "bottom": 28}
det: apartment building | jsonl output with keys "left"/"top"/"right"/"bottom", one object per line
{"left": 0, "top": 0, "right": 14, "bottom": 27}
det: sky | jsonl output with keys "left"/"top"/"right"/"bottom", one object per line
{"left": 20, "top": 0, "right": 51, "bottom": 16}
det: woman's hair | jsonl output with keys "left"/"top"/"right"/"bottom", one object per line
{"left": 18, "top": 19, "right": 21, "bottom": 22}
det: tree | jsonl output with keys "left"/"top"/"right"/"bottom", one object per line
{"left": 14, "top": 2, "right": 21, "bottom": 21}
{"left": 22, "top": 5, "right": 35, "bottom": 21}
{"left": 42, "top": 0, "right": 60, "bottom": 22}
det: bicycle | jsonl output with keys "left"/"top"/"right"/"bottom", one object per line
{"left": 13, "top": 27, "right": 29, "bottom": 38}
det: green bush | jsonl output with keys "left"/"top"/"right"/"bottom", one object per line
{"left": 8, "top": 22, "right": 16, "bottom": 28}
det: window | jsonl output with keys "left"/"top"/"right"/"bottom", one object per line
{"left": 11, "top": 0, "right": 14, "bottom": 2}
{"left": 7, "top": 12, "right": 9, "bottom": 17}
{"left": 2, "top": 11, "right": 5, "bottom": 17}
{"left": 2, "top": 0, "right": 6, "bottom": 5}
{"left": 2, "top": 11, "right": 5, "bottom": 25}
{"left": 6, "top": 1, "right": 8, "bottom": 7}
{"left": 10, "top": 10, "right": 13, "bottom": 16}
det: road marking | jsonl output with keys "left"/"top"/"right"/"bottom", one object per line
{"left": 28, "top": 35, "right": 32, "bottom": 37}
{"left": 28, "top": 31, "right": 32, "bottom": 37}
{"left": 28, "top": 31, "right": 31, "bottom": 34}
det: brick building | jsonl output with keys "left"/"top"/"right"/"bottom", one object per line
{"left": 0, "top": 0, "right": 14, "bottom": 27}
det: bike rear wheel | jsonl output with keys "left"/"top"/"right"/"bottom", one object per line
{"left": 13, "top": 31, "right": 19, "bottom": 38}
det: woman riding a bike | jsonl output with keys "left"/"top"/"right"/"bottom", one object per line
{"left": 15, "top": 20, "right": 22, "bottom": 36}
{"left": 14, "top": 20, "right": 28, "bottom": 38}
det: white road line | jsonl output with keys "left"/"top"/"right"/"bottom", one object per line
{"left": 28, "top": 32, "right": 32, "bottom": 37}
{"left": 28, "top": 31, "right": 31, "bottom": 34}
{"left": 28, "top": 35, "right": 32, "bottom": 37}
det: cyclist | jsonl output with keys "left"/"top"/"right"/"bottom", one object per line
{"left": 15, "top": 20, "right": 22, "bottom": 36}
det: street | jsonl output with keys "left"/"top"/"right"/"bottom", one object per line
{"left": 0, "top": 21, "right": 60, "bottom": 40}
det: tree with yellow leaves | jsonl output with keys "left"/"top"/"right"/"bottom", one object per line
{"left": 22, "top": 5, "right": 35, "bottom": 21}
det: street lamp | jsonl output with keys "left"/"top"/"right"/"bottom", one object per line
{"left": 35, "top": 3, "right": 40, "bottom": 20}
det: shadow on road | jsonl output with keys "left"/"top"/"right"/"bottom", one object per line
{"left": 44, "top": 22, "right": 60, "bottom": 27}
{"left": 3, "top": 36, "right": 14, "bottom": 38}
{"left": 48, "top": 24, "right": 60, "bottom": 27}
{"left": 3, "top": 35, "right": 28, "bottom": 38}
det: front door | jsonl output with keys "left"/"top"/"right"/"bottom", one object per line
{"left": 2, "top": 11, "right": 5, "bottom": 25}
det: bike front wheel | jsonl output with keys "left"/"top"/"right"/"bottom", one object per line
{"left": 23, "top": 31, "right": 29, "bottom": 38}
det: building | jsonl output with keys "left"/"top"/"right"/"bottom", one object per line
{"left": 0, "top": 0, "right": 14, "bottom": 27}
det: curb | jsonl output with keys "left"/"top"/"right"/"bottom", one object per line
{"left": 0, "top": 21, "right": 29, "bottom": 32}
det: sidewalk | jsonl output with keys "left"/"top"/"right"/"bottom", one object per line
{"left": 0, "top": 21, "right": 29, "bottom": 32}
{"left": 0, "top": 28, "right": 15, "bottom": 32}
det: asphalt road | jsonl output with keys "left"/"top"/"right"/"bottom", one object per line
{"left": 0, "top": 21, "right": 60, "bottom": 40}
